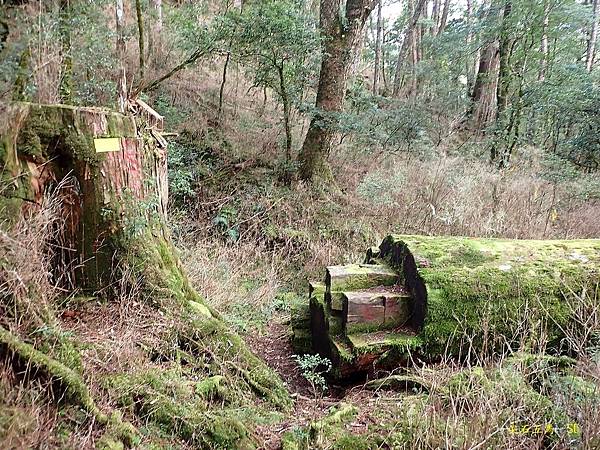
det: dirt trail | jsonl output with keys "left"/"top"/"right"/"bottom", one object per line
{"left": 245, "top": 314, "right": 348, "bottom": 449}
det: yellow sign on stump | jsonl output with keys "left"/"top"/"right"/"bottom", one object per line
{"left": 94, "top": 138, "right": 121, "bottom": 153}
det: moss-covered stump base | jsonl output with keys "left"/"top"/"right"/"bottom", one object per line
{"left": 1, "top": 102, "right": 291, "bottom": 449}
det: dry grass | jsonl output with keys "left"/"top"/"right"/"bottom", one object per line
{"left": 0, "top": 180, "right": 70, "bottom": 331}
{"left": 0, "top": 361, "right": 60, "bottom": 449}
{"left": 174, "top": 140, "right": 600, "bottom": 317}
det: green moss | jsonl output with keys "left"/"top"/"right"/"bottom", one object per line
{"left": 104, "top": 367, "right": 259, "bottom": 449}
{"left": 379, "top": 235, "right": 600, "bottom": 357}
{"left": 195, "top": 375, "right": 226, "bottom": 400}
{"left": 0, "top": 196, "right": 24, "bottom": 226}
{"left": 326, "top": 264, "right": 397, "bottom": 292}
{"left": 332, "top": 435, "right": 370, "bottom": 450}
{"left": 328, "top": 291, "right": 344, "bottom": 311}
{"left": 35, "top": 329, "right": 84, "bottom": 373}
{"left": 97, "top": 411, "right": 139, "bottom": 449}
{"left": 284, "top": 404, "right": 359, "bottom": 450}
{"left": 0, "top": 325, "right": 105, "bottom": 422}
{"left": 291, "top": 302, "right": 310, "bottom": 330}
{"left": 348, "top": 333, "right": 422, "bottom": 356}
{"left": 281, "top": 429, "right": 307, "bottom": 450}
{"left": 183, "top": 318, "right": 291, "bottom": 409}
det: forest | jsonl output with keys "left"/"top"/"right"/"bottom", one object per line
{"left": 1, "top": 0, "right": 600, "bottom": 448}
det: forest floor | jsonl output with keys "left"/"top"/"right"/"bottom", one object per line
{"left": 245, "top": 314, "right": 340, "bottom": 449}
{"left": 245, "top": 312, "right": 400, "bottom": 449}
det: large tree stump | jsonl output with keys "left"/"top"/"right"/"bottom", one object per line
{"left": 0, "top": 102, "right": 168, "bottom": 292}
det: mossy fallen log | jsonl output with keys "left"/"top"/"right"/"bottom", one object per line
{"left": 292, "top": 234, "right": 600, "bottom": 378}
{"left": 376, "top": 235, "right": 600, "bottom": 357}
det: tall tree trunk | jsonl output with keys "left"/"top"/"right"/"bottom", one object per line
{"left": 437, "top": 0, "right": 451, "bottom": 35}
{"left": 392, "top": 0, "right": 427, "bottom": 97}
{"left": 431, "top": 0, "right": 440, "bottom": 35}
{"left": 135, "top": 0, "right": 145, "bottom": 82}
{"left": 58, "top": 0, "right": 73, "bottom": 104}
{"left": 491, "top": 1, "right": 514, "bottom": 165}
{"left": 466, "top": 0, "right": 500, "bottom": 131}
{"left": 539, "top": 0, "right": 549, "bottom": 81}
{"left": 148, "top": 0, "right": 163, "bottom": 63}
{"left": 218, "top": 52, "right": 230, "bottom": 118}
{"left": 410, "top": 0, "right": 420, "bottom": 97}
{"left": 277, "top": 64, "right": 293, "bottom": 165}
{"left": 496, "top": 1, "right": 513, "bottom": 121}
{"left": 116, "top": 0, "right": 127, "bottom": 112}
{"left": 217, "top": 1, "right": 241, "bottom": 118}
{"left": 382, "top": 27, "right": 389, "bottom": 93}
{"left": 373, "top": 0, "right": 383, "bottom": 94}
{"left": 586, "top": 0, "right": 599, "bottom": 72}
{"left": 465, "top": 0, "right": 476, "bottom": 91}
{"left": 297, "top": 0, "right": 376, "bottom": 182}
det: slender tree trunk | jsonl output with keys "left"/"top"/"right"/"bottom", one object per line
{"left": 297, "top": 0, "right": 376, "bottom": 182}
{"left": 277, "top": 64, "right": 293, "bottom": 163}
{"left": 437, "top": 0, "right": 451, "bottom": 35}
{"left": 218, "top": 52, "right": 230, "bottom": 118}
{"left": 135, "top": 0, "right": 145, "bottom": 82}
{"left": 392, "top": 0, "right": 427, "bottom": 97}
{"left": 410, "top": 0, "right": 419, "bottom": 97}
{"left": 0, "top": 18, "right": 8, "bottom": 55}
{"left": 539, "top": 0, "right": 549, "bottom": 81}
{"left": 431, "top": 0, "right": 440, "bottom": 35}
{"left": 491, "top": 1, "right": 514, "bottom": 165}
{"left": 116, "top": 0, "right": 127, "bottom": 112}
{"left": 382, "top": 28, "right": 389, "bottom": 93}
{"left": 465, "top": 0, "right": 475, "bottom": 91}
{"left": 373, "top": 0, "right": 383, "bottom": 94}
{"left": 586, "top": 0, "right": 599, "bottom": 72}
{"left": 58, "top": 0, "right": 73, "bottom": 104}
{"left": 217, "top": 0, "right": 242, "bottom": 119}
{"left": 148, "top": 0, "right": 163, "bottom": 63}
{"left": 496, "top": 2, "right": 513, "bottom": 120}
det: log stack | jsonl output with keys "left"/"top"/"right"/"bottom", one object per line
{"left": 292, "top": 235, "right": 600, "bottom": 379}
{"left": 302, "top": 262, "right": 422, "bottom": 378}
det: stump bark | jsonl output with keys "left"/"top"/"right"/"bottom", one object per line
{"left": 0, "top": 102, "right": 170, "bottom": 293}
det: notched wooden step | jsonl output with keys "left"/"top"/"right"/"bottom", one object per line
{"left": 342, "top": 287, "right": 412, "bottom": 334}
{"left": 325, "top": 264, "right": 398, "bottom": 311}
{"left": 326, "top": 264, "right": 398, "bottom": 292}
{"left": 347, "top": 330, "right": 422, "bottom": 355}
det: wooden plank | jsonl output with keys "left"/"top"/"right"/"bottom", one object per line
{"left": 325, "top": 264, "right": 397, "bottom": 293}
{"left": 343, "top": 291, "right": 386, "bottom": 332}
{"left": 342, "top": 290, "right": 413, "bottom": 333}
{"left": 384, "top": 293, "right": 412, "bottom": 327}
